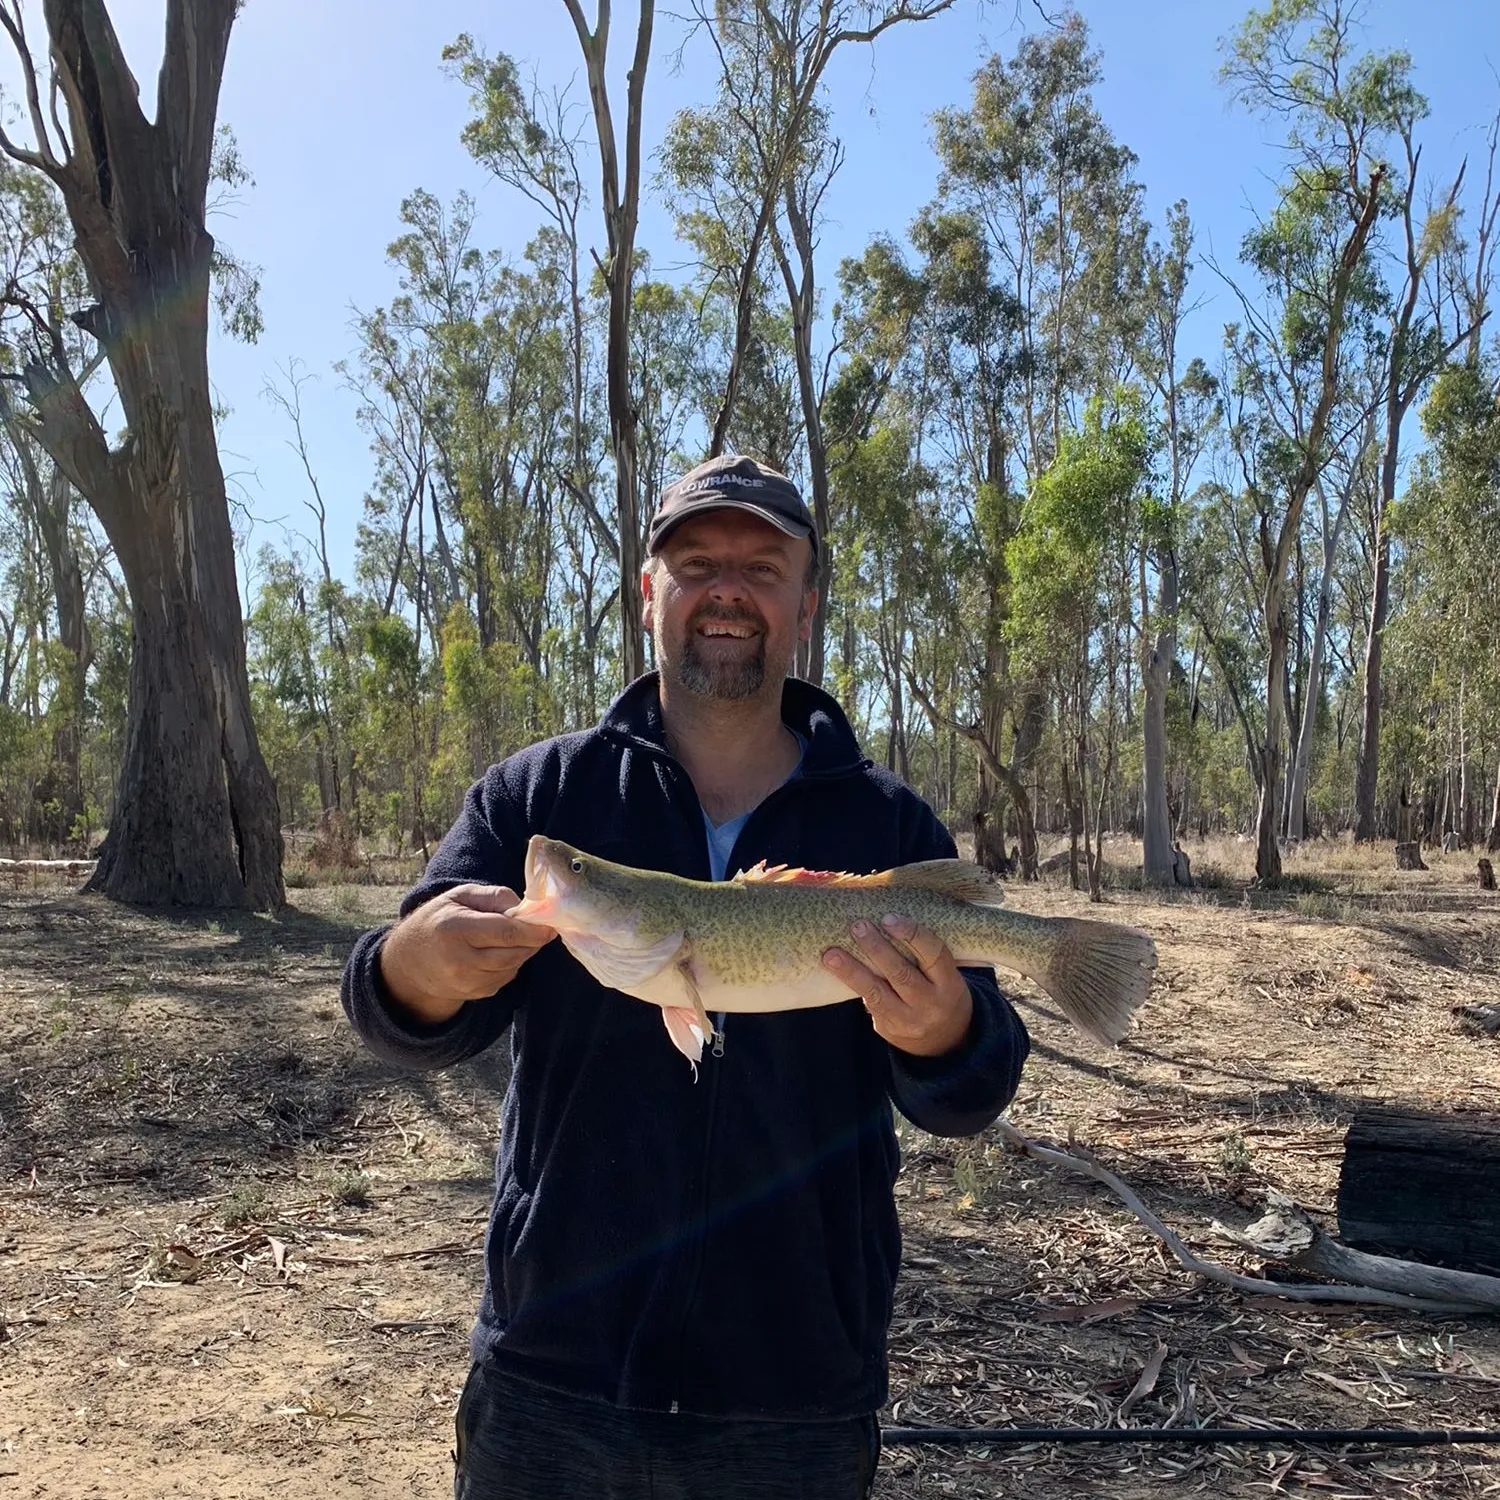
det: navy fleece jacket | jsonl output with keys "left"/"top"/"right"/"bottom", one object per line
{"left": 340, "top": 672, "right": 1029, "bottom": 1420}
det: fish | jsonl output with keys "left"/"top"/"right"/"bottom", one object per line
{"left": 505, "top": 835, "right": 1157, "bottom": 1067}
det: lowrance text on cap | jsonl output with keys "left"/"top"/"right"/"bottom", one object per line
{"left": 647, "top": 455, "right": 818, "bottom": 560}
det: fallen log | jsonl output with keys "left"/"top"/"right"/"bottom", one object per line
{"left": 1336, "top": 1107, "right": 1500, "bottom": 1275}
{"left": 0, "top": 858, "right": 96, "bottom": 876}
{"left": 1458, "top": 1003, "right": 1500, "bottom": 1035}
{"left": 1214, "top": 1190, "right": 1500, "bottom": 1314}
{"left": 997, "top": 1122, "right": 1474, "bottom": 1313}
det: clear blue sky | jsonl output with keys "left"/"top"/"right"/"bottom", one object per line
{"left": 10, "top": 1, "right": 1500, "bottom": 587}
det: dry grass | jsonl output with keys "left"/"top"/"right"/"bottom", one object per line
{"left": 1, "top": 845, "right": 1498, "bottom": 1499}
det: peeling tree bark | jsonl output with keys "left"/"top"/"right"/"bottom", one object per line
{"left": 0, "top": 0, "right": 282, "bottom": 907}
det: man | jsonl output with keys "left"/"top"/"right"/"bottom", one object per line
{"left": 340, "top": 455, "right": 1030, "bottom": 1499}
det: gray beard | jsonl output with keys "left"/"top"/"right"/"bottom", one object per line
{"left": 674, "top": 632, "right": 767, "bottom": 700}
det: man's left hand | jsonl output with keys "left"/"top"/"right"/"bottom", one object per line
{"left": 822, "top": 914, "right": 973, "bottom": 1059}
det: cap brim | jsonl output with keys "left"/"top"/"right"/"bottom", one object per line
{"left": 648, "top": 496, "right": 815, "bottom": 553}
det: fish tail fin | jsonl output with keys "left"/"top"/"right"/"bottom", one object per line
{"left": 1039, "top": 919, "right": 1157, "bottom": 1045}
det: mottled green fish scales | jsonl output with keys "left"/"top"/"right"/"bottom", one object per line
{"left": 509, "top": 837, "right": 1159, "bottom": 1049}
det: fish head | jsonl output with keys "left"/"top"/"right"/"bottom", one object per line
{"left": 508, "top": 836, "right": 644, "bottom": 940}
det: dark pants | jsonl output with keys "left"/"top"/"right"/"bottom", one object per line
{"left": 454, "top": 1360, "right": 881, "bottom": 1500}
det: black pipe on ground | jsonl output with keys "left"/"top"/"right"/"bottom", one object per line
{"left": 881, "top": 1425, "right": 1500, "bottom": 1448}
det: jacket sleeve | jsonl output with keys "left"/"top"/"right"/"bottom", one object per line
{"left": 339, "top": 758, "right": 542, "bottom": 1074}
{"left": 884, "top": 798, "right": 1030, "bottom": 1137}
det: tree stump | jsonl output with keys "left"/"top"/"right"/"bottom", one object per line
{"left": 1171, "top": 842, "right": 1193, "bottom": 888}
{"left": 1394, "top": 841, "right": 1427, "bottom": 871}
{"left": 1480, "top": 858, "right": 1496, "bottom": 892}
{"left": 1336, "top": 1107, "right": 1500, "bottom": 1275}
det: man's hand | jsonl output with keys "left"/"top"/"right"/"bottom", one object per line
{"left": 821, "top": 913, "right": 973, "bottom": 1059}
{"left": 379, "top": 884, "right": 556, "bottom": 1027}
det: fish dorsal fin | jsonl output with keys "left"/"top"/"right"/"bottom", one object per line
{"left": 735, "top": 858, "right": 1003, "bottom": 906}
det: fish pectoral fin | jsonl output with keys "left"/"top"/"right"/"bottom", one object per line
{"left": 563, "top": 927, "right": 685, "bottom": 992}
{"left": 735, "top": 857, "right": 1003, "bottom": 906}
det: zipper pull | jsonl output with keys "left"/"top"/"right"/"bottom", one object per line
{"left": 711, "top": 1013, "right": 726, "bottom": 1058}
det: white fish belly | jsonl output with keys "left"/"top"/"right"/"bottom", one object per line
{"left": 696, "top": 965, "right": 857, "bottom": 1013}
{"left": 619, "top": 961, "right": 858, "bottom": 1015}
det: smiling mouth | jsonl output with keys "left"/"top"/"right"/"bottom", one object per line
{"left": 697, "top": 624, "right": 758, "bottom": 640}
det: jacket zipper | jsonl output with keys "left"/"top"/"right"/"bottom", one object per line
{"left": 664, "top": 775, "right": 813, "bottom": 1412}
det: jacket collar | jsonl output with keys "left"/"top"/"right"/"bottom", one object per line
{"left": 599, "top": 671, "right": 868, "bottom": 780}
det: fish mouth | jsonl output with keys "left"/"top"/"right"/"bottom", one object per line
{"left": 508, "top": 835, "right": 570, "bottom": 926}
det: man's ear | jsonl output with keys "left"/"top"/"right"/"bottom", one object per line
{"left": 798, "top": 588, "right": 819, "bottom": 643}
{"left": 641, "top": 561, "right": 655, "bottom": 632}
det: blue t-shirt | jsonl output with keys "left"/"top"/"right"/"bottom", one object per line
{"left": 699, "top": 729, "right": 807, "bottom": 880}
{"left": 698, "top": 730, "right": 806, "bottom": 1046}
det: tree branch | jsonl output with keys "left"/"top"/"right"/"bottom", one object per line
{"left": 0, "top": 2, "right": 61, "bottom": 170}
{"left": 1000, "top": 1124, "right": 1483, "bottom": 1315}
{"left": 156, "top": 0, "right": 237, "bottom": 220}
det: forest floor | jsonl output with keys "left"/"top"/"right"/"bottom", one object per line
{"left": 2, "top": 834, "right": 1499, "bottom": 1500}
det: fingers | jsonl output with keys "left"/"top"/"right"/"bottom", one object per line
{"left": 822, "top": 944, "right": 903, "bottom": 1013}
{"left": 846, "top": 918, "right": 932, "bottom": 999}
{"left": 874, "top": 913, "right": 950, "bottom": 975}
{"left": 445, "top": 883, "right": 523, "bottom": 912}
{"left": 439, "top": 887, "right": 555, "bottom": 951}
{"left": 822, "top": 915, "right": 974, "bottom": 1058}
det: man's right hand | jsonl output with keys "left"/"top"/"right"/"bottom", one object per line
{"left": 378, "top": 884, "right": 557, "bottom": 1027}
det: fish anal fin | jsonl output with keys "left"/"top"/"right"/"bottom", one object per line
{"left": 661, "top": 1007, "right": 706, "bottom": 1075}
{"left": 675, "top": 941, "right": 717, "bottom": 1051}
{"left": 735, "top": 857, "right": 1003, "bottom": 906}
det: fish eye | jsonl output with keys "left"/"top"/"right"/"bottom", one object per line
{"left": 570, "top": 858, "right": 584, "bottom": 873}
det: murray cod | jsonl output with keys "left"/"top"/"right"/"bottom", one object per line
{"left": 506, "top": 836, "right": 1157, "bottom": 1068}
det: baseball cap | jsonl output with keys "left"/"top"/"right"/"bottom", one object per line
{"left": 646, "top": 455, "right": 818, "bottom": 562}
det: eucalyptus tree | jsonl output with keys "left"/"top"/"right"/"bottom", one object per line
{"left": 930, "top": 14, "right": 1146, "bottom": 483}
{"left": 891, "top": 17, "right": 1144, "bottom": 873}
{"left": 0, "top": 0, "right": 281, "bottom": 906}
{"left": 562, "top": 0, "right": 655, "bottom": 686}
{"left": 1388, "top": 361, "right": 1500, "bottom": 847}
{"left": 0, "top": 160, "right": 103, "bottom": 839}
{"left": 901, "top": 207, "right": 1040, "bottom": 873}
{"left": 1218, "top": 0, "right": 1403, "bottom": 881}
{"left": 1135, "top": 203, "right": 1217, "bottom": 882}
{"left": 663, "top": 2, "right": 957, "bottom": 684}
{"left": 670, "top": 0, "right": 955, "bottom": 452}
{"left": 1006, "top": 396, "right": 1149, "bottom": 898}
{"left": 351, "top": 186, "right": 581, "bottom": 767}
{"left": 442, "top": 37, "right": 617, "bottom": 575}
{"left": 1353, "top": 108, "right": 1496, "bottom": 839}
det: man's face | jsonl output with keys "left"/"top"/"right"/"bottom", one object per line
{"left": 642, "top": 510, "right": 817, "bottom": 702}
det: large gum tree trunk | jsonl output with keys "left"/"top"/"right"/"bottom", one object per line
{"left": 2, "top": 0, "right": 283, "bottom": 907}
{"left": 92, "top": 316, "right": 282, "bottom": 906}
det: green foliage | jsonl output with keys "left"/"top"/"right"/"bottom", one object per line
{"left": 1006, "top": 395, "right": 1151, "bottom": 676}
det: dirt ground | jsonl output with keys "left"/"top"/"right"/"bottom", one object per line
{"left": 2, "top": 837, "right": 1499, "bottom": 1500}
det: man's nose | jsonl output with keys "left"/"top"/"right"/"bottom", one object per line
{"left": 706, "top": 564, "right": 752, "bottom": 600}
